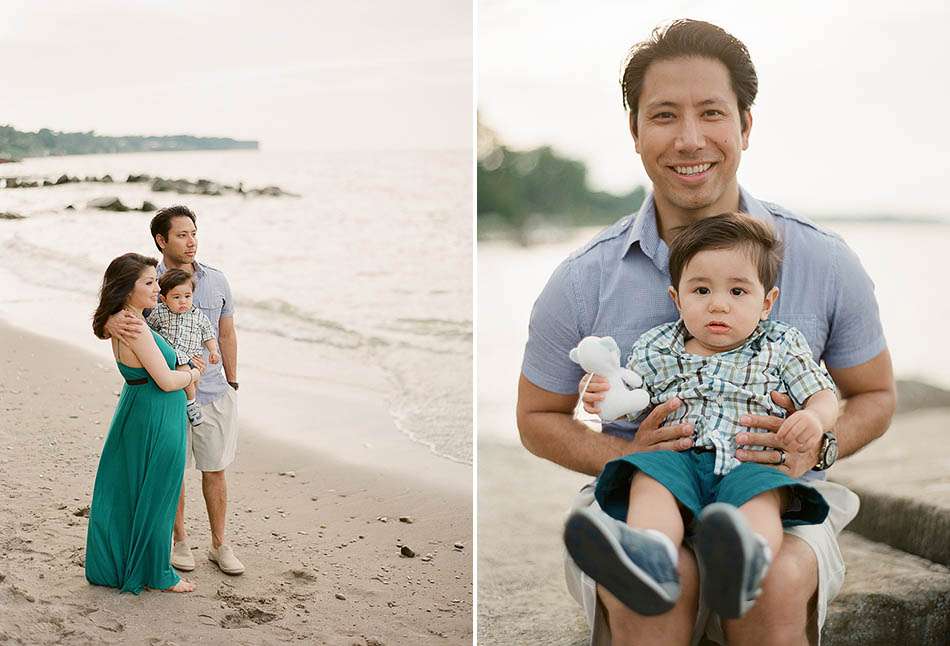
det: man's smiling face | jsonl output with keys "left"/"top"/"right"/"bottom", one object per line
{"left": 633, "top": 55, "right": 751, "bottom": 221}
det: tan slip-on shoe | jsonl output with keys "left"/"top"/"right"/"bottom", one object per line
{"left": 171, "top": 540, "right": 196, "bottom": 571}
{"left": 208, "top": 544, "right": 245, "bottom": 575}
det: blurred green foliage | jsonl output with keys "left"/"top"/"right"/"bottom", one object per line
{"left": 477, "top": 119, "right": 645, "bottom": 239}
{"left": 0, "top": 125, "right": 257, "bottom": 159}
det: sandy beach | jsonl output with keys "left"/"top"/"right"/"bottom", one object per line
{"left": 0, "top": 320, "right": 472, "bottom": 645}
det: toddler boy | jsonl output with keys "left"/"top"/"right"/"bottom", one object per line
{"left": 147, "top": 269, "right": 220, "bottom": 426}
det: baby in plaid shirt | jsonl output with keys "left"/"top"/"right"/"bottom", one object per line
{"left": 567, "top": 212, "right": 838, "bottom": 621}
{"left": 147, "top": 268, "right": 220, "bottom": 426}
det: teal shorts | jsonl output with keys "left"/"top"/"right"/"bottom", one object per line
{"left": 595, "top": 449, "right": 829, "bottom": 530}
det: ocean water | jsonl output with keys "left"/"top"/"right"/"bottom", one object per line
{"left": 478, "top": 220, "right": 950, "bottom": 444}
{"left": 0, "top": 149, "right": 472, "bottom": 464}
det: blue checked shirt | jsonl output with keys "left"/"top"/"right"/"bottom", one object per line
{"left": 629, "top": 319, "right": 836, "bottom": 475}
{"left": 147, "top": 303, "right": 215, "bottom": 367}
{"left": 156, "top": 261, "right": 235, "bottom": 406}
{"left": 522, "top": 187, "right": 887, "bottom": 481}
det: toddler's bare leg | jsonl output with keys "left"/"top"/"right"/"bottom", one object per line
{"left": 626, "top": 472, "right": 685, "bottom": 546}
{"left": 175, "top": 365, "right": 195, "bottom": 399}
{"left": 738, "top": 488, "right": 787, "bottom": 558}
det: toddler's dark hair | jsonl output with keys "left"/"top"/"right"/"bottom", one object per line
{"left": 668, "top": 212, "right": 782, "bottom": 290}
{"left": 158, "top": 268, "right": 195, "bottom": 296}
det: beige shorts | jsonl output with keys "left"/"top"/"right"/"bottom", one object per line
{"left": 186, "top": 388, "right": 239, "bottom": 472}
{"left": 564, "top": 478, "right": 859, "bottom": 646}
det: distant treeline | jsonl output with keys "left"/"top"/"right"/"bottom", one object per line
{"left": 477, "top": 120, "right": 645, "bottom": 238}
{"left": 0, "top": 125, "right": 258, "bottom": 159}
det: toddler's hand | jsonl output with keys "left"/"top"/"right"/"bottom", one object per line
{"left": 209, "top": 352, "right": 220, "bottom": 365}
{"left": 776, "top": 410, "right": 823, "bottom": 454}
{"left": 579, "top": 373, "right": 610, "bottom": 415}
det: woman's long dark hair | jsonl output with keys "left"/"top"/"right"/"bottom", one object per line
{"left": 92, "top": 253, "right": 158, "bottom": 339}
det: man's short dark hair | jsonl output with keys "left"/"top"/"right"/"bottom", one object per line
{"left": 150, "top": 205, "right": 197, "bottom": 252}
{"left": 668, "top": 212, "right": 782, "bottom": 291}
{"left": 158, "top": 268, "right": 195, "bottom": 296}
{"left": 621, "top": 19, "right": 758, "bottom": 134}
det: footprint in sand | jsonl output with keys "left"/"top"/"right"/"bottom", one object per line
{"left": 216, "top": 588, "right": 280, "bottom": 629}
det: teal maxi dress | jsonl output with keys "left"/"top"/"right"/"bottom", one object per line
{"left": 85, "top": 330, "right": 187, "bottom": 594}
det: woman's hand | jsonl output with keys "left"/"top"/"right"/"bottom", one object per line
{"left": 188, "top": 356, "right": 207, "bottom": 385}
{"left": 190, "top": 355, "right": 207, "bottom": 375}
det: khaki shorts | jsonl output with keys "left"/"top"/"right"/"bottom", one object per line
{"left": 186, "top": 388, "right": 239, "bottom": 472}
{"left": 564, "top": 478, "right": 859, "bottom": 646}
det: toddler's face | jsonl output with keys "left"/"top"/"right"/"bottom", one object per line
{"left": 161, "top": 283, "right": 194, "bottom": 314}
{"left": 669, "top": 246, "right": 778, "bottom": 355}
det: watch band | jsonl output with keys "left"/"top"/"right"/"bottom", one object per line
{"left": 228, "top": 381, "right": 239, "bottom": 391}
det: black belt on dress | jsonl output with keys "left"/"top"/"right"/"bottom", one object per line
{"left": 125, "top": 378, "right": 148, "bottom": 385}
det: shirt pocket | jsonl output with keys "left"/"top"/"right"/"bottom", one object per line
{"left": 199, "top": 297, "right": 224, "bottom": 332}
{"left": 779, "top": 315, "right": 821, "bottom": 358}
{"left": 605, "top": 316, "right": 675, "bottom": 365}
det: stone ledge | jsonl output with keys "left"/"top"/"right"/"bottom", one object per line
{"left": 835, "top": 483, "right": 950, "bottom": 567}
{"left": 829, "top": 406, "right": 950, "bottom": 567}
{"left": 824, "top": 531, "right": 950, "bottom": 646}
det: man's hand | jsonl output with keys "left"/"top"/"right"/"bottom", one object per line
{"left": 737, "top": 391, "right": 820, "bottom": 477}
{"left": 104, "top": 310, "right": 145, "bottom": 344}
{"left": 632, "top": 397, "right": 694, "bottom": 452}
{"left": 579, "top": 373, "right": 692, "bottom": 452}
{"left": 208, "top": 352, "right": 220, "bottom": 365}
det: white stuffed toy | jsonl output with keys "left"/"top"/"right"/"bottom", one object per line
{"left": 569, "top": 336, "right": 650, "bottom": 422}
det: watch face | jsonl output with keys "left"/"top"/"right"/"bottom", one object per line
{"left": 825, "top": 440, "right": 838, "bottom": 467}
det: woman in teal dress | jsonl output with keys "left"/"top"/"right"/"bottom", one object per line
{"left": 87, "top": 253, "right": 205, "bottom": 594}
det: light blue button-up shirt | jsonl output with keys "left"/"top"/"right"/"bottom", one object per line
{"left": 157, "top": 260, "right": 235, "bottom": 405}
{"left": 522, "top": 187, "right": 886, "bottom": 445}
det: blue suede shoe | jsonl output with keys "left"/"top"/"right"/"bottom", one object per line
{"left": 564, "top": 507, "right": 680, "bottom": 616}
{"left": 694, "top": 502, "right": 773, "bottom": 619}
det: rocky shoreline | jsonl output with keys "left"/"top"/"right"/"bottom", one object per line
{"left": 0, "top": 172, "right": 298, "bottom": 197}
{"left": 0, "top": 172, "right": 300, "bottom": 220}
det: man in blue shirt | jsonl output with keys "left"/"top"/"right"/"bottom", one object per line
{"left": 517, "top": 19, "right": 896, "bottom": 645}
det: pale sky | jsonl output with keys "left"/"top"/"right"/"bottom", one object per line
{"left": 2, "top": 0, "right": 472, "bottom": 151}
{"left": 479, "top": 0, "right": 950, "bottom": 218}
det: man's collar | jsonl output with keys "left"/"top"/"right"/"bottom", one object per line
{"left": 158, "top": 259, "right": 205, "bottom": 279}
{"left": 624, "top": 185, "right": 771, "bottom": 257}
{"left": 624, "top": 194, "right": 661, "bottom": 261}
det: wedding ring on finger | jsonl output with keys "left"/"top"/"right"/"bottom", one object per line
{"left": 776, "top": 449, "right": 787, "bottom": 466}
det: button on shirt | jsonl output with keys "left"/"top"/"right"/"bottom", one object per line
{"left": 521, "top": 187, "right": 886, "bottom": 480}
{"left": 629, "top": 319, "right": 836, "bottom": 475}
{"left": 156, "top": 261, "right": 235, "bottom": 406}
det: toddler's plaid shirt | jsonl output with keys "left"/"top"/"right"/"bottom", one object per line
{"left": 147, "top": 303, "right": 215, "bottom": 366}
{"left": 627, "top": 319, "right": 835, "bottom": 475}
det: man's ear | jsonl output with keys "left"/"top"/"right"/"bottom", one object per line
{"left": 668, "top": 285, "right": 682, "bottom": 312}
{"left": 155, "top": 234, "right": 166, "bottom": 251}
{"left": 741, "top": 110, "right": 753, "bottom": 150}
{"left": 761, "top": 286, "right": 779, "bottom": 319}
{"left": 628, "top": 112, "right": 640, "bottom": 153}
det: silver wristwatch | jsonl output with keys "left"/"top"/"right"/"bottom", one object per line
{"left": 812, "top": 432, "right": 839, "bottom": 471}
